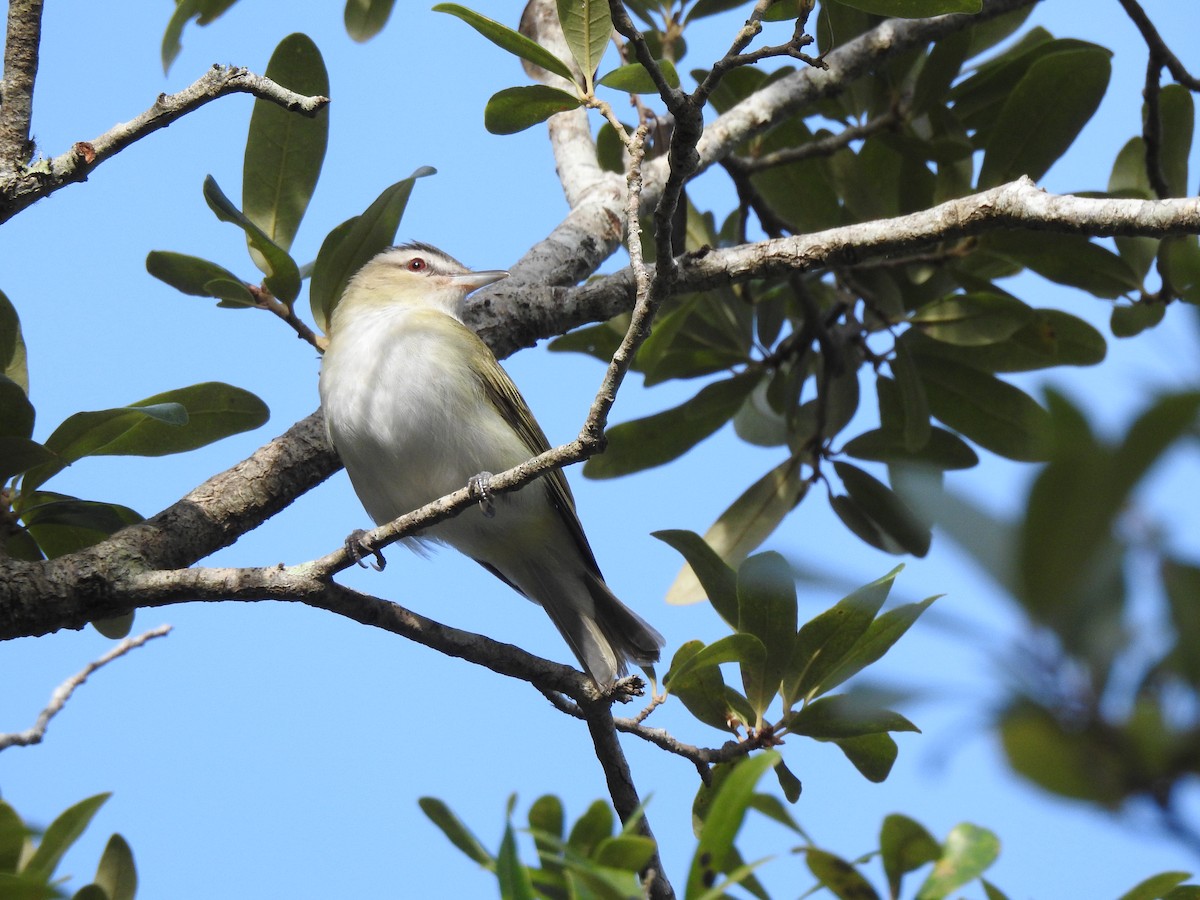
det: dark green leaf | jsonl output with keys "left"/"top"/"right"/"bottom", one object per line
{"left": 686, "top": 753, "right": 779, "bottom": 899}
{"left": 1163, "top": 560, "right": 1200, "bottom": 686}
{"left": 21, "top": 492, "right": 143, "bottom": 559}
{"left": 665, "top": 458, "right": 807, "bottom": 606}
{"left": 784, "top": 567, "right": 899, "bottom": 705}
{"left": 843, "top": 427, "right": 978, "bottom": 470}
{"left": 0, "top": 375, "right": 34, "bottom": 440}
{"left": 549, "top": 315, "right": 628, "bottom": 362}
{"left": 344, "top": 0, "right": 396, "bottom": 41}
{"left": 145, "top": 251, "right": 249, "bottom": 301}
{"left": 788, "top": 694, "right": 919, "bottom": 739}
{"left": 556, "top": 0, "right": 612, "bottom": 87}
{"left": 911, "top": 292, "right": 1036, "bottom": 346}
{"left": 806, "top": 848, "right": 881, "bottom": 900}
{"left": 1118, "top": 872, "right": 1193, "bottom": 900}
{"left": 497, "top": 814, "right": 535, "bottom": 900}
{"left": 978, "top": 48, "right": 1111, "bottom": 187}
{"left": 593, "top": 835, "right": 656, "bottom": 872}
{"left": 161, "top": 0, "right": 238, "bottom": 73}
{"left": 911, "top": 351, "right": 1050, "bottom": 461}
{"left": 26, "top": 382, "right": 267, "bottom": 491}
{"left": 916, "top": 823, "right": 1000, "bottom": 899}
{"left": 1111, "top": 301, "right": 1166, "bottom": 337}
{"left": 0, "top": 290, "right": 28, "bottom": 391}
{"left": 484, "top": 85, "right": 582, "bottom": 135}
{"left": 203, "top": 175, "right": 300, "bottom": 302}
{"left": 904, "top": 310, "right": 1106, "bottom": 372}
{"left": 984, "top": 231, "right": 1140, "bottom": 299}
{"left": 596, "top": 59, "right": 680, "bottom": 93}
{"left": 94, "top": 834, "right": 137, "bottom": 900}
{"left": 666, "top": 642, "right": 747, "bottom": 733}
{"left": 737, "top": 552, "right": 797, "bottom": 718}
{"left": 776, "top": 759, "right": 803, "bottom": 803}
{"left": 833, "top": 733, "right": 898, "bottom": 782}
{"left": 881, "top": 814, "right": 940, "bottom": 899}
{"left": 999, "top": 702, "right": 1126, "bottom": 803}
{"left": 835, "top": 462, "right": 931, "bottom": 557}
{"left": 0, "top": 436, "right": 54, "bottom": 480}
{"left": 0, "top": 801, "right": 28, "bottom": 874}
{"left": 836, "top": 0, "right": 978, "bottom": 15}
{"left": 1160, "top": 237, "right": 1200, "bottom": 304}
{"left": 244, "top": 33, "right": 329, "bottom": 265}
{"left": 417, "top": 797, "right": 495, "bottom": 869}
{"left": 91, "top": 612, "right": 135, "bottom": 640}
{"left": 654, "top": 529, "right": 739, "bottom": 622}
{"left": 585, "top": 373, "right": 758, "bottom": 479}
{"left": 890, "top": 345, "right": 931, "bottom": 452}
{"left": 72, "top": 886, "right": 108, "bottom": 900}
{"left": 1157, "top": 84, "right": 1194, "bottom": 198}
{"left": 433, "top": 4, "right": 576, "bottom": 82}
{"left": 567, "top": 800, "right": 613, "bottom": 856}
{"left": 819, "top": 596, "right": 938, "bottom": 695}
{"left": 23, "top": 794, "right": 110, "bottom": 882}
{"left": 309, "top": 166, "right": 435, "bottom": 330}
{"left": 664, "top": 634, "right": 766, "bottom": 692}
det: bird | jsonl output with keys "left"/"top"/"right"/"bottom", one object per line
{"left": 318, "top": 242, "right": 664, "bottom": 685}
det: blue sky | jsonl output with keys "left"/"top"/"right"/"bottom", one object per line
{"left": 1, "top": 1, "right": 1198, "bottom": 897}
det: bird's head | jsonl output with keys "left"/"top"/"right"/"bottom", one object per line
{"left": 332, "top": 242, "right": 508, "bottom": 324}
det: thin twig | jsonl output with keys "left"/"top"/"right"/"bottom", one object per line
{"left": 1116, "top": 0, "right": 1200, "bottom": 91}
{"left": 1141, "top": 50, "right": 1172, "bottom": 199}
{"left": 0, "top": 64, "right": 329, "bottom": 224}
{"left": 727, "top": 103, "right": 907, "bottom": 174}
{"left": 0, "top": 625, "right": 172, "bottom": 751}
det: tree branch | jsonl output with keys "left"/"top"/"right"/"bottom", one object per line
{"left": 1117, "top": 0, "right": 1200, "bottom": 91}
{"left": 0, "top": 0, "right": 45, "bottom": 179}
{"left": 0, "top": 624, "right": 171, "bottom": 751}
{"left": 0, "top": 64, "right": 329, "bottom": 224}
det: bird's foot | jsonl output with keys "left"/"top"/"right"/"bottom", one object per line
{"left": 468, "top": 471, "right": 496, "bottom": 518}
{"left": 345, "top": 528, "right": 386, "bottom": 571}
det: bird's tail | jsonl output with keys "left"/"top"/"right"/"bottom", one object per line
{"left": 540, "top": 574, "right": 664, "bottom": 686}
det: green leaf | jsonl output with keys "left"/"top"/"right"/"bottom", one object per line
{"left": 556, "top": 0, "right": 612, "bottom": 88}
{"left": 417, "top": 797, "right": 495, "bottom": 869}
{"left": 737, "top": 552, "right": 797, "bottom": 718}
{"left": 654, "top": 529, "right": 739, "bottom": 623}
{"left": 203, "top": 175, "right": 301, "bottom": 302}
{"left": 663, "top": 458, "right": 807, "bottom": 606}
{"left": 593, "top": 835, "right": 656, "bottom": 872}
{"left": 836, "top": 0, "right": 979, "bottom": 16}
{"left": 774, "top": 760, "right": 803, "bottom": 804}
{"left": 1111, "top": 301, "right": 1166, "bottom": 337}
{"left": 881, "top": 814, "right": 941, "bottom": 899}
{"left": 664, "top": 634, "right": 766, "bottom": 692}
{"left": 94, "top": 834, "right": 137, "bottom": 900}
{"left": 805, "top": 848, "right": 881, "bottom": 900}
{"left": 903, "top": 311, "right": 1106, "bottom": 372}
{"left": 484, "top": 85, "right": 582, "bottom": 135}
{"left": 784, "top": 567, "right": 900, "bottom": 704}
{"left": 910, "top": 292, "right": 1036, "bottom": 346}
{"left": 984, "top": 231, "right": 1140, "bottom": 299}
{"left": 818, "top": 596, "right": 938, "bottom": 695}
{"left": 686, "top": 753, "right": 779, "bottom": 899}
{"left": 0, "top": 375, "right": 34, "bottom": 439}
{"left": 1164, "top": 560, "right": 1200, "bottom": 686}
{"left": 161, "top": 0, "right": 238, "bottom": 73}
{"left": 788, "top": 693, "right": 919, "bottom": 739}
{"left": 21, "top": 492, "right": 143, "bottom": 559}
{"left": 1157, "top": 84, "right": 1194, "bottom": 198}
{"left": 433, "top": 4, "right": 576, "bottom": 83}
{"left": 0, "top": 290, "right": 29, "bottom": 391}
{"left": 843, "top": 427, "right": 979, "bottom": 470}
{"left": 243, "top": 34, "right": 329, "bottom": 264}
{"left": 666, "top": 642, "right": 748, "bottom": 733}
{"left": 344, "top": 0, "right": 396, "bottom": 41}
{"left": 978, "top": 47, "right": 1111, "bottom": 187}
{"left": 72, "top": 885, "right": 108, "bottom": 900}
{"left": 596, "top": 59, "right": 680, "bottom": 93}
{"left": 0, "top": 436, "right": 54, "bottom": 480}
{"left": 890, "top": 345, "right": 931, "bottom": 452}
{"left": 567, "top": 800, "right": 613, "bottom": 856}
{"left": 584, "top": 373, "right": 759, "bottom": 478}
{"left": 835, "top": 462, "right": 931, "bottom": 557}
{"left": 833, "top": 733, "right": 898, "bottom": 782}
{"left": 911, "top": 351, "right": 1050, "bottom": 461}
{"left": 916, "top": 823, "right": 1000, "bottom": 900}
{"left": 1118, "top": 871, "right": 1194, "bottom": 900}
{"left": 309, "top": 166, "right": 435, "bottom": 331}
{"left": 146, "top": 251, "right": 250, "bottom": 302}
{"left": 498, "top": 815, "right": 536, "bottom": 900}
{"left": 23, "top": 794, "right": 110, "bottom": 882}
{"left": 26, "top": 382, "right": 267, "bottom": 491}
{"left": 0, "top": 801, "right": 28, "bottom": 874}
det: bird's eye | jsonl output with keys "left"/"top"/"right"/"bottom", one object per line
{"left": 406, "top": 257, "right": 427, "bottom": 272}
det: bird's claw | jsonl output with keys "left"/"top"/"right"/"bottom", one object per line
{"left": 468, "top": 471, "right": 496, "bottom": 518}
{"left": 345, "top": 528, "right": 386, "bottom": 571}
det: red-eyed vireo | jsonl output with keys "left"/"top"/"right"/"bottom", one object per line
{"left": 318, "top": 242, "right": 664, "bottom": 685}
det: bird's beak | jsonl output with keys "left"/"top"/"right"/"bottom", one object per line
{"left": 450, "top": 270, "right": 509, "bottom": 293}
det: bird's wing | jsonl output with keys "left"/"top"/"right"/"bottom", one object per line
{"left": 472, "top": 341, "right": 605, "bottom": 578}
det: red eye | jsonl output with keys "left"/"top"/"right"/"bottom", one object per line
{"left": 406, "top": 257, "right": 427, "bottom": 272}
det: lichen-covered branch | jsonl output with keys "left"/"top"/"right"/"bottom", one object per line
{"left": 0, "top": 0, "right": 45, "bottom": 179}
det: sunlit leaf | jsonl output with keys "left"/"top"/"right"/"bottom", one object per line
{"left": 243, "top": 33, "right": 329, "bottom": 265}
{"left": 916, "top": 823, "right": 1000, "bottom": 899}
{"left": 23, "top": 794, "right": 110, "bottom": 882}
{"left": 484, "top": 85, "right": 583, "bottom": 135}
{"left": 434, "top": 4, "right": 576, "bottom": 82}
{"left": 556, "top": 0, "right": 613, "bottom": 87}
{"left": 417, "top": 797, "right": 495, "bottom": 869}
{"left": 145, "top": 251, "right": 249, "bottom": 302}
{"left": 596, "top": 59, "right": 680, "bottom": 93}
